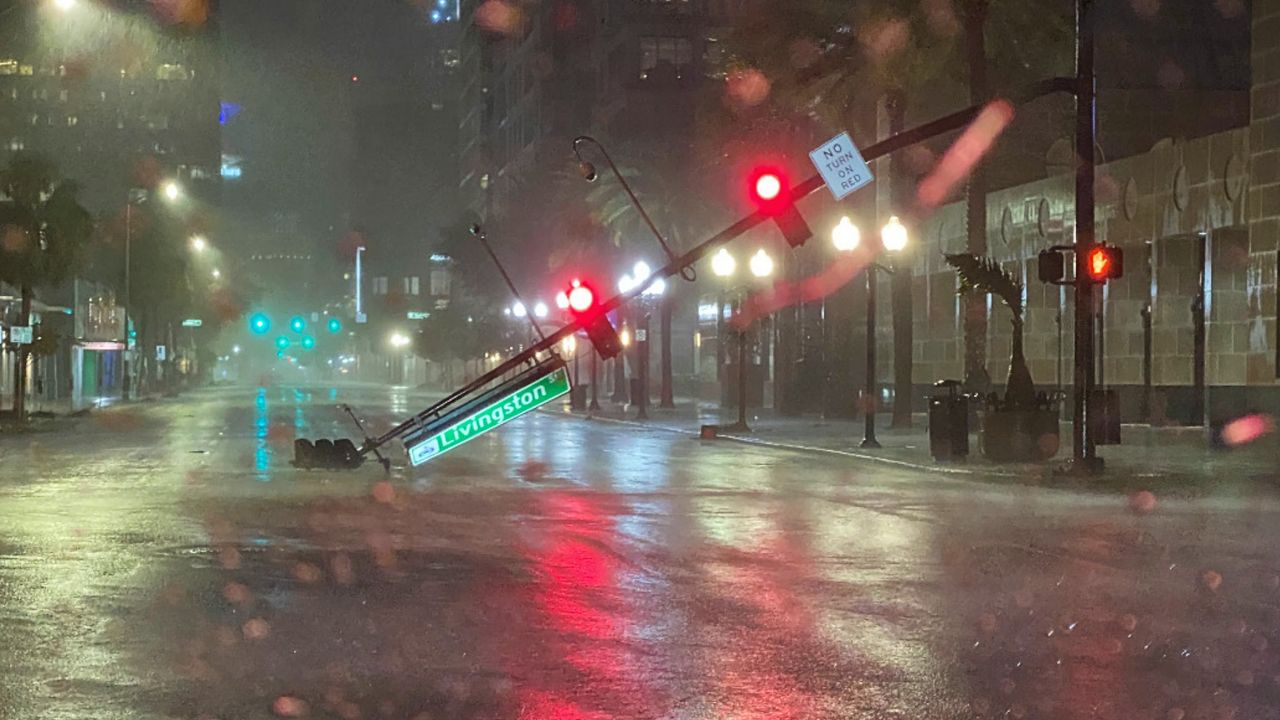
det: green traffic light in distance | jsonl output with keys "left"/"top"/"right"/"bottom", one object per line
{"left": 276, "top": 336, "right": 290, "bottom": 350}
{"left": 327, "top": 317, "right": 342, "bottom": 334}
{"left": 290, "top": 316, "right": 306, "bottom": 333}
{"left": 301, "top": 335, "right": 316, "bottom": 350}
{"left": 249, "top": 313, "right": 270, "bottom": 335}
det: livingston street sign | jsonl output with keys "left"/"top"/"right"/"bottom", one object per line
{"left": 405, "top": 366, "right": 571, "bottom": 466}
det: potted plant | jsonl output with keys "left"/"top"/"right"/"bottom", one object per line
{"left": 945, "top": 254, "right": 1060, "bottom": 462}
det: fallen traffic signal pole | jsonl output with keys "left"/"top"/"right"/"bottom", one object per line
{"left": 294, "top": 77, "right": 1077, "bottom": 471}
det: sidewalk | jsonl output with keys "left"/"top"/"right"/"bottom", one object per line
{"left": 559, "top": 398, "right": 1280, "bottom": 491}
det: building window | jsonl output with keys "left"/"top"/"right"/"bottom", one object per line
{"left": 156, "top": 63, "right": 190, "bottom": 81}
{"left": 8, "top": 138, "right": 24, "bottom": 151}
{"left": 404, "top": 276, "right": 420, "bottom": 295}
{"left": 29, "top": 114, "right": 38, "bottom": 126}
{"left": 58, "top": 89, "right": 67, "bottom": 102}
{"left": 639, "top": 37, "right": 693, "bottom": 80}
{"left": 429, "top": 267, "right": 451, "bottom": 297}
{"left": 19, "top": 64, "right": 33, "bottom": 76}
{"left": 373, "top": 276, "right": 389, "bottom": 295}
{"left": 65, "top": 115, "right": 77, "bottom": 127}
{"left": 0, "top": 59, "right": 17, "bottom": 75}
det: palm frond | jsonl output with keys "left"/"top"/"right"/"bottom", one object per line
{"left": 944, "top": 253, "right": 1023, "bottom": 320}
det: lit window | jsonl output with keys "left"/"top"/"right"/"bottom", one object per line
{"left": 29, "top": 114, "right": 38, "bottom": 126}
{"left": 156, "top": 64, "right": 190, "bottom": 81}
{"left": 374, "top": 276, "right": 389, "bottom": 295}
{"left": 0, "top": 59, "right": 17, "bottom": 75}
{"left": 58, "top": 89, "right": 67, "bottom": 102}
{"left": 18, "top": 64, "right": 33, "bottom": 76}
{"left": 639, "top": 37, "right": 693, "bottom": 80}
{"left": 429, "top": 267, "right": 451, "bottom": 297}
{"left": 66, "top": 115, "right": 77, "bottom": 127}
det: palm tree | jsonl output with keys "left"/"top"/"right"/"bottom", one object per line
{"left": 727, "top": 0, "right": 1069, "bottom": 412}
{"left": 0, "top": 154, "right": 92, "bottom": 419}
{"left": 945, "top": 253, "right": 1034, "bottom": 408}
{"left": 581, "top": 148, "right": 723, "bottom": 409}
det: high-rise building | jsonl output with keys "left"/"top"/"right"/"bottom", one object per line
{"left": 0, "top": 0, "right": 222, "bottom": 214}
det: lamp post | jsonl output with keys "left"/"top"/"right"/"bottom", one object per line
{"left": 716, "top": 249, "right": 773, "bottom": 432}
{"left": 832, "top": 216, "right": 908, "bottom": 449}
{"left": 617, "top": 262, "right": 665, "bottom": 420}
{"left": 711, "top": 248, "right": 734, "bottom": 387}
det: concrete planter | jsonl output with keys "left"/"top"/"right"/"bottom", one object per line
{"left": 981, "top": 406, "right": 1061, "bottom": 462}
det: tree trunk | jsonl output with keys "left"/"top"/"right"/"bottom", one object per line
{"left": 962, "top": 0, "right": 992, "bottom": 396}
{"left": 660, "top": 294, "right": 674, "bottom": 408}
{"left": 885, "top": 90, "right": 914, "bottom": 429}
{"left": 12, "top": 285, "right": 32, "bottom": 420}
{"left": 1006, "top": 318, "right": 1036, "bottom": 408}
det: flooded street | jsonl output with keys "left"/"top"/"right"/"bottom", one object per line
{"left": 0, "top": 385, "right": 1277, "bottom": 719}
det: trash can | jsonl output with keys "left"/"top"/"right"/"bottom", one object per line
{"left": 929, "top": 380, "right": 969, "bottom": 461}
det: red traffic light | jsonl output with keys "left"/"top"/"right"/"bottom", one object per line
{"left": 747, "top": 166, "right": 812, "bottom": 248}
{"left": 1085, "top": 245, "right": 1124, "bottom": 282}
{"left": 568, "top": 283, "right": 595, "bottom": 314}
{"left": 748, "top": 167, "right": 789, "bottom": 214}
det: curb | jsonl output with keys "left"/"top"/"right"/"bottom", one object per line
{"left": 542, "top": 408, "right": 1025, "bottom": 479}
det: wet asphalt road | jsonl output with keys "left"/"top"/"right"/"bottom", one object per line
{"left": 2, "top": 384, "right": 1280, "bottom": 720}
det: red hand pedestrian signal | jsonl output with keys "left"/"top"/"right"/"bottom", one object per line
{"left": 747, "top": 166, "right": 812, "bottom": 248}
{"left": 566, "top": 280, "right": 622, "bottom": 360}
{"left": 1085, "top": 245, "right": 1124, "bottom": 282}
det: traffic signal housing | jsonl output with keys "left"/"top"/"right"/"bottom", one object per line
{"left": 566, "top": 280, "right": 622, "bottom": 360}
{"left": 1085, "top": 244, "right": 1124, "bottom": 283}
{"left": 748, "top": 167, "right": 812, "bottom": 248}
{"left": 1037, "top": 249, "right": 1065, "bottom": 284}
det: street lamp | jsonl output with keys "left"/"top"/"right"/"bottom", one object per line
{"left": 162, "top": 180, "right": 182, "bottom": 202}
{"left": 711, "top": 248, "right": 736, "bottom": 278}
{"left": 53, "top": 0, "right": 76, "bottom": 11}
{"left": 190, "top": 235, "right": 207, "bottom": 252}
{"left": 832, "top": 216, "right": 861, "bottom": 252}
{"left": 533, "top": 301, "right": 549, "bottom": 319}
{"left": 555, "top": 291, "right": 570, "bottom": 311}
{"left": 834, "top": 216, "right": 909, "bottom": 448}
{"left": 211, "top": 268, "right": 221, "bottom": 280}
{"left": 511, "top": 301, "right": 527, "bottom": 318}
{"left": 882, "top": 216, "right": 909, "bottom": 252}
{"left": 749, "top": 248, "right": 774, "bottom": 279}
{"left": 388, "top": 332, "right": 411, "bottom": 349}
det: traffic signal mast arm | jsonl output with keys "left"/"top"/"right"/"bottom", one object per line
{"left": 360, "top": 76, "right": 1078, "bottom": 457}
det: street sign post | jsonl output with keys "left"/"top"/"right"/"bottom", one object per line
{"left": 181, "top": 318, "right": 203, "bottom": 328}
{"left": 9, "top": 326, "right": 32, "bottom": 344}
{"left": 809, "top": 132, "right": 873, "bottom": 201}
{"left": 405, "top": 366, "right": 571, "bottom": 466}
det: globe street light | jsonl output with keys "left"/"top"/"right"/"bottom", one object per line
{"left": 832, "top": 216, "right": 861, "bottom": 252}
{"left": 53, "top": 0, "right": 77, "bottom": 12}
{"left": 511, "top": 301, "right": 527, "bottom": 318}
{"left": 555, "top": 291, "right": 570, "bottom": 311}
{"left": 211, "top": 268, "right": 221, "bottom": 279}
{"left": 881, "top": 215, "right": 909, "bottom": 253}
{"left": 533, "top": 301, "right": 549, "bottom": 319}
{"left": 190, "top": 235, "right": 207, "bottom": 252}
{"left": 749, "top": 248, "right": 775, "bottom": 279}
{"left": 711, "top": 248, "right": 736, "bottom": 278}
{"left": 389, "top": 332, "right": 411, "bottom": 349}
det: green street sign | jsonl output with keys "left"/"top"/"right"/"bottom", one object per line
{"left": 406, "top": 366, "right": 571, "bottom": 466}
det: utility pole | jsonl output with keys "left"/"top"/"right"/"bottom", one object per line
{"left": 1071, "top": 0, "right": 1100, "bottom": 471}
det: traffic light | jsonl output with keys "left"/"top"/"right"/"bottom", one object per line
{"left": 327, "top": 317, "right": 342, "bottom": 334}
{"left": 1085, "top": 244, "right": 1124, "bottom": 283}
{"left": 290, "top": 316, "right": 306, "bottom": 333}
{"left": 565, "top": 279, "right": 622, "bottom": 360}
{"left": 748, "top": 166, "right": 812, "bottom": 248}
{"left": 249, "top": 313, "right": 270, "bottom": 335}
{"left": 276, "top": 336, "right": 290, "bottom": 350}
{"left": 301, "top": 335, "right": 316, "bottom": 350}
